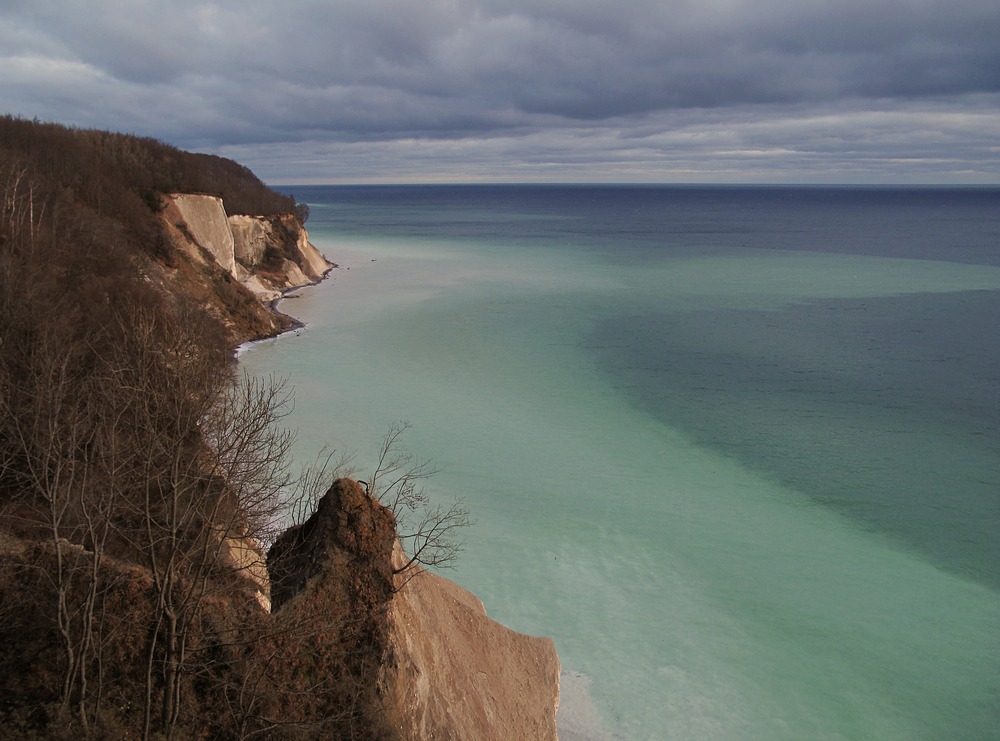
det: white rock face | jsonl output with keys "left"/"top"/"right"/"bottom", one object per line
{"left": 171, "top": 194, "right": 238, "bottom": 278}
{"left": 164, "top": 195, "right": 333, "bottom": 304}
{"left": 296, "top": 226, "right": 331, "bottom": 279}
{"left": 229, "top": 214, "right": 271, "bottom": 267}
{"left": 229, "top": 214, "right": 333, "bottom": 300}
{"left": 281, "top": 259, "right": 311, "bottom": 288}
{"left": 220, "top": 536, "right": 272, "bottom": 613}
{"left": 240, "top": 275, "right": 282, "bottom": 303}
{"left": 384, "top": 544, "right": 561, "bottom": 741}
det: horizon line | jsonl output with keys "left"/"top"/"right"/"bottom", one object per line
{"left": 267, "top": 181, "right": 1000, "bottom": 188}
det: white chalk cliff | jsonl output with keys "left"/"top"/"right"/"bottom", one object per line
{"left": 384, "top": 544, "right": 561, "bottom": 741}
{"left": 162, "top": 194, "right": 333, "bottom": 303}
{"left": 169, "top": 193, "right": 239, "bottom": 277}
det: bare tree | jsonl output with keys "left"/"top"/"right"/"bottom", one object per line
{"left": 95, "top": 302, "right": 301, "bottom": 741}
{"left": 195, "top": 606, "right": 365, "bottom": 741}
{"left": 0, "top": 156, "right": 48, "bottom": 253}
{"left": 0, "top": 326, "right": 98, "bottom": 729}
{"left": 366, "top": 422, "right": 472, "bottom": 584}
{"left": 203, "top": 372, "right": 297, "bottom": 559}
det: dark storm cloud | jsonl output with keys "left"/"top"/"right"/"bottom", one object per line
{"left": 1, "top": 0, "right": 998, "bottom": 181}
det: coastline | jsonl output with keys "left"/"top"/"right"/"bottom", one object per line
{"left": 236, "top": 261, "right": 338, "bottom": 356}
{"left": 267, "top": 262, "right": 338, "bottom": 328}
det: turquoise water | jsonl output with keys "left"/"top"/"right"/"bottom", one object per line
{"left": 241, "top": 186, "right": 1000, "bottom": 740}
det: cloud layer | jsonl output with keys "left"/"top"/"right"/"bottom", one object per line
{"left": 2, "top": 0, "right": 999, "bottom": 182}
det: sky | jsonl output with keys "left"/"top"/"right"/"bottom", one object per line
{"left": 2, "top": 0, "right": 999, "bottom": 184}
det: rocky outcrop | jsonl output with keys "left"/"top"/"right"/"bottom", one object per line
{"left": 266, "top": 479, "right": 401, "bottom": 738}
{"left": 267, "top": 478, "right": 397, "bottom": 614}
{"left": 267, "top": 479, "right": 562, "bottom": 741}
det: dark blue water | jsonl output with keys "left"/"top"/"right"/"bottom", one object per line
{"left": 293, "top": 184, "right": 1000, "bottom": 264}
{"left": 591, "top": 291, "right": 1000, "bottom": 588}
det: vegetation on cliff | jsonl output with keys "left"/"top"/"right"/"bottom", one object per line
{"left": 0, "top": 117, "right": 403, "bottom": 740}
{"left": 0, "top": 114, "right": 308, "bottom": 226}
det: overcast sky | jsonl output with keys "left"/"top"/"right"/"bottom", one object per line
{"left": 2, "top": 0, "right": 999, "bottom": 184}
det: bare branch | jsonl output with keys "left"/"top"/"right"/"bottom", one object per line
{"left": 365, "top": 423, "right": 472, "bottom": 585}
{"left": 280, "top": 445, "right": 357, "bottom": 539}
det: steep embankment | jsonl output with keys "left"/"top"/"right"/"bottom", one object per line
{"left": 167, "top": 193, "right": 240, "bottom": 277}
{"left": 384, "top": 545, "right": 561, "bottom": 740}
{"left": 268, "top": 479, "right": 562, "bottom": 741}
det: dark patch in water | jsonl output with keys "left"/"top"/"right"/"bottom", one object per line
{"left": 590, "top": 290, "right": 1000, "bottom": 588}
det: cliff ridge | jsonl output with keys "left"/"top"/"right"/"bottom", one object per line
{"left": 268, "top": 479, "right": 562, "bottom": 741}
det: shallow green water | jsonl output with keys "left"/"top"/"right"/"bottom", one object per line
{"left": 241, "top": 187, "right": 1000, "bottom": 740}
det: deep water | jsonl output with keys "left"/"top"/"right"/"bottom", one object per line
{"left": 241, "top": 185, "right": 1000, "bottom": 740}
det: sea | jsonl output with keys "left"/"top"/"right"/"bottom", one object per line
{"left": 238, "top": 185, "right": 1000, "bottom": 741}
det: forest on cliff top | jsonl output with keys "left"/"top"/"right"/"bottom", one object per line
{"left": 0, "top": 116, "right": 402, "bottom": 740}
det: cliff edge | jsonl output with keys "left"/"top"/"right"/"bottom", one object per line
{"left": 268, "top": 479, "right": 562, "bottom": 741}
{"left": 384, "top": 545, "right": 561, "bottom": 741}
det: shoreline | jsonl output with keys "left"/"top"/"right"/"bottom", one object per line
{"left": 236, "top": 262, "right": 338, "bottom": 356}
{"left": 269, "top": 261, "right": 338, "bottom": 325}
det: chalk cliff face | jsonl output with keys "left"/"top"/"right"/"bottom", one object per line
{"left": 168, "top": 193, "right": 239, "bottom": 277}
{"left": 294, "top": 221, "right": 334, "bottom": 279}
{"left": 384, "top": 546, "right": 561, "bottom": 741}
{"left": 267, "top": 479, "right": 562, "bottom": 741}
{"left": 229, "top": 214, "right": 271, "bottom": 270}
{"left": 227, "top": 212, "right": 332, "bottom": 297}
{"left": 230, "top": 214, "right": 331, "bottom": 283}
{"left": 162, "top": 194, "right": 334, "bottom": 306}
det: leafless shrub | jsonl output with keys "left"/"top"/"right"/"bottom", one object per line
{"left": 366, "top": 423, "right": 472, "bottom": 583}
